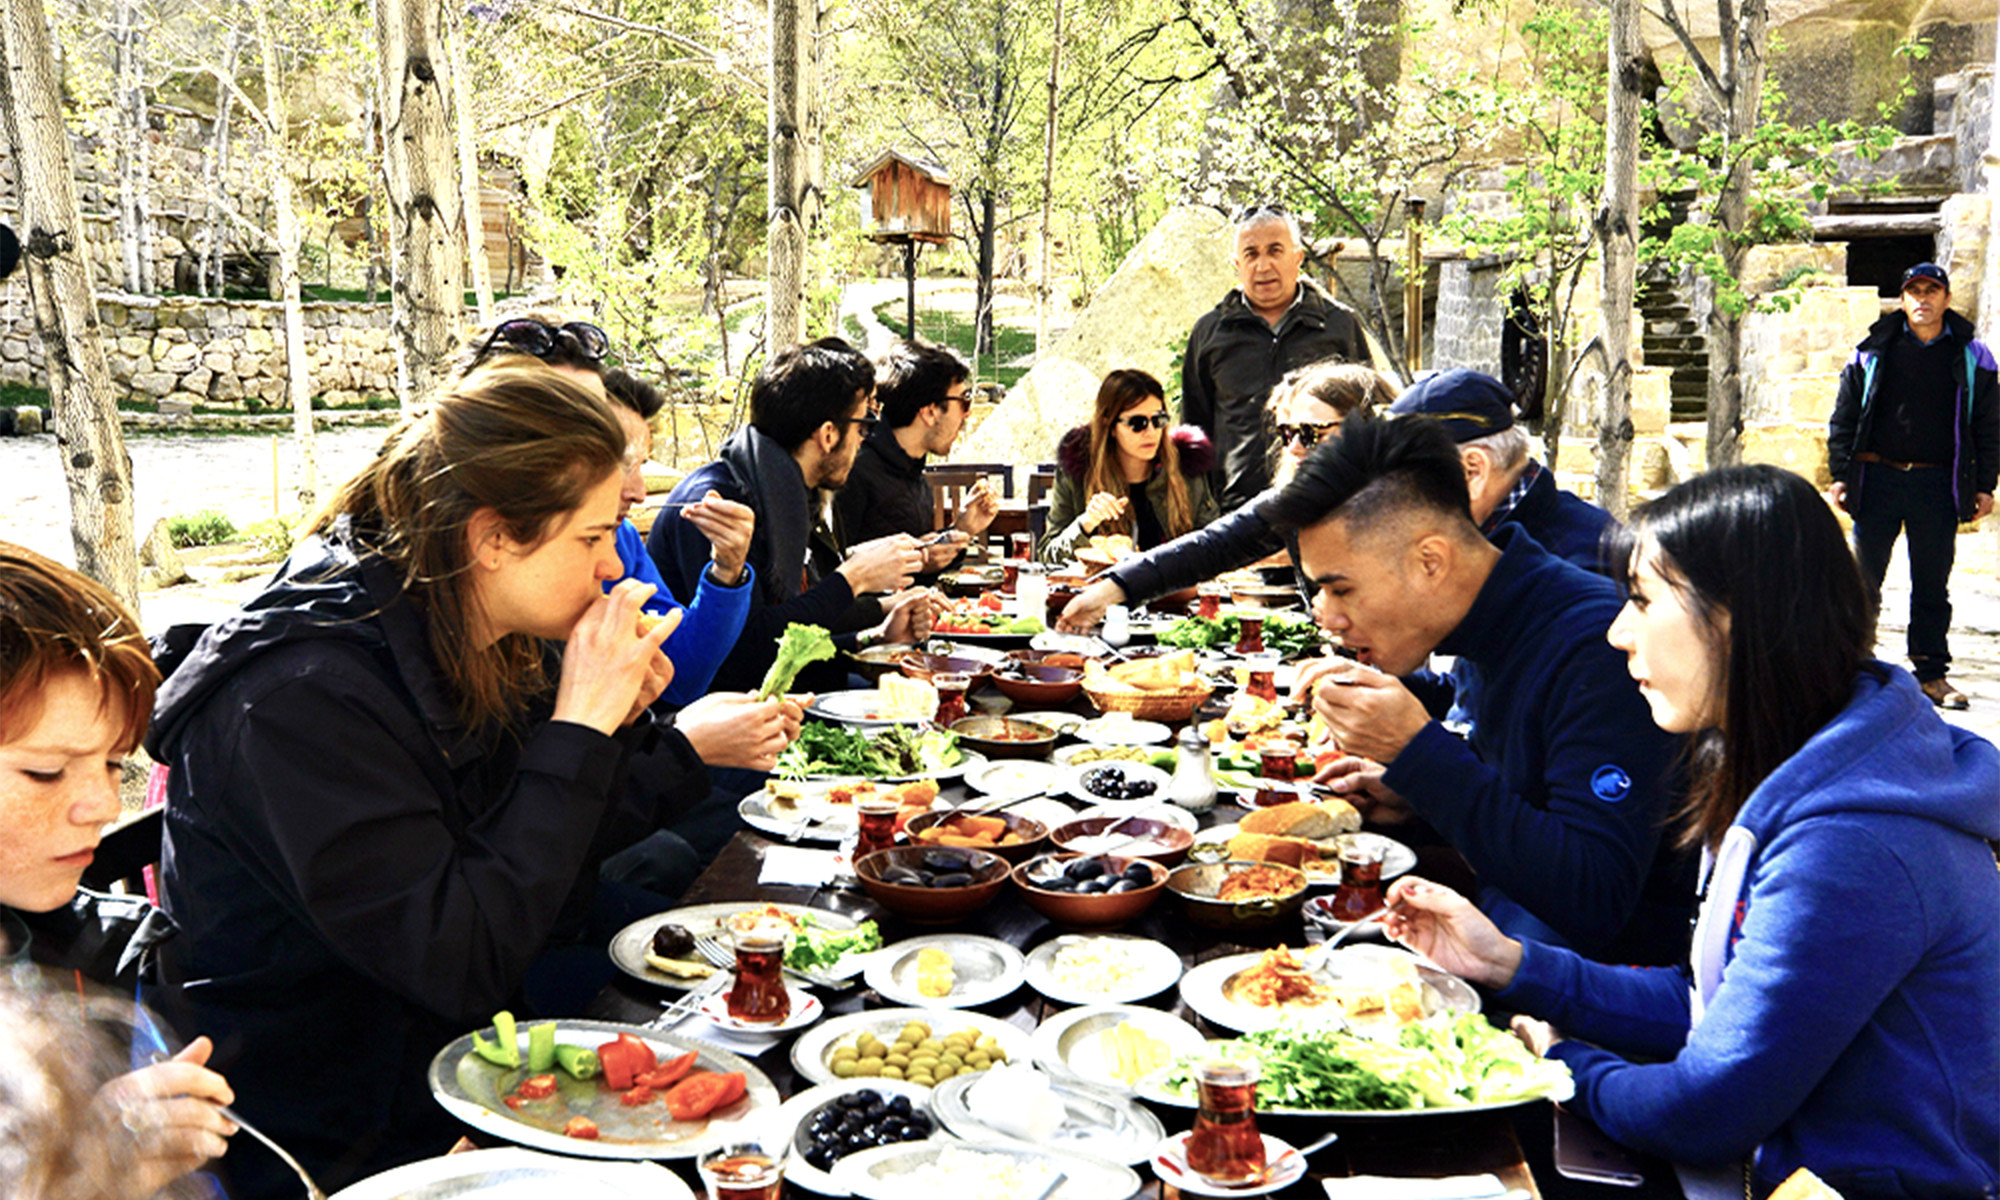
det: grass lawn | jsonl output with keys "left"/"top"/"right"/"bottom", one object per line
{"left": 873, "top": 301, "right": 1035, "bottom": 388}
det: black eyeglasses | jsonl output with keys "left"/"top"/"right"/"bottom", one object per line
{"left": 477, "top": 318, "right": 612, "bottom": 365}
{"left": 835, "top": 406, "right": 882, "bottom": 435}
{"left": 1278, "top": 421, "right": 1336, "bottom": 448}
{"left": 1231, "top": 201, "right": 1290, "bottom": 224}
{"left": 1119, "top": 412, "right": 1170, "bottom": 433}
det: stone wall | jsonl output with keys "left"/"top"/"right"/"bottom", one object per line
{"left": 1432, "top": 256, "right": 1507, "bottom": 377}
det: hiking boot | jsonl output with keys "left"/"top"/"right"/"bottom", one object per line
{"left": 1920, "top": 678, "right": 1969, "bottom": 710}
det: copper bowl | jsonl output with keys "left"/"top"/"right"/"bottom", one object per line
{"left": 948, "top": 715, "right": 1060, "bottom": 760}
{"left": 1165, "top": 859, "right": 1310, "bottom": 931}
{"left": 896, "top": 652, "right": 998, "bottom": 684}
{"left": 904, "top": 809, "right": 1050, "bottom": 865}
{"left": 847, "top": 642, "right": 919, "bottom": 685}
{"left": 989, "top": 663, "right": 1085, "bottom": 707}
{"left": 1049, "top": 815, "right": 1194, "bottom": 868}
{"left": 855, "top": 846, "right": 1013, "bottom": 925}
{"left": 1011, "top": 852, "right": 1169, "bottom": 931}
{"left": 1008, "top": 648, "right": 1093, "bottom": 671}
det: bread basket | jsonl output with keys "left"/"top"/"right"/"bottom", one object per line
{"left": 1083, "top": 678, "right": 1214, "bottom": 722}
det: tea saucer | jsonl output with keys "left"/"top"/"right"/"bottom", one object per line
{"left": 697, "top": 982, "right": 824, "bottom": 1033}
{"left": 1151, "top": 1131, "right": 1307, "bottom": 1196}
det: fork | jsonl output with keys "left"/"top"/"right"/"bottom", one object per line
{"left": 648, "top": 970, "right": 731, "bottom": 1028}
{"left": 148, "top": 1053, "right": 328, "bottom": 1200}
{"left": 694, "top": 932, "right": 855, "bottom": 992}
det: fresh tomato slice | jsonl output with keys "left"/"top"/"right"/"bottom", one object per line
{"left": 978, "top": 593, "right": 1003, "bottom": 611}
{"left": 636, "top": 1050, "right": 699, "bottom": 1090}
{"left": 596, "top": 1034, "right": 658, "bottom": 1090}
{"left": 663, "top": 1070, "right": 748, "bottom": 1120}
{"left": 621, "top": 1085, "right": 655, "bottom": 1107}
{"left": 515, "top": 1074, "right": 558, "bottom": 1101}
{"left": 564, "top": 1116, "right": 600, "bottom": 1140}
{"left": 503, "top": 1096, "right": 523, "bottom": 1110}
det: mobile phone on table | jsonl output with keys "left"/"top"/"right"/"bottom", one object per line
{"left": 1554, "top": 1104, "right": 1645, "bottom": 1186}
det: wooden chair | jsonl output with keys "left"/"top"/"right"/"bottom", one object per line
{"left": 1025, "top": 466, "right": 1058, "bottom": 547}
{"left": 925, "top": 465, "right": 1007, "bottom": 535}
{"left": 940, "top": 461, "right": 1015, "bottom": 498}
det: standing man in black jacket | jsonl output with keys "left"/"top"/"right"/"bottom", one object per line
{"left": 1827, "top": 262, "right": 1998, "bottom": 710}
{"left": 1183, "top": 204, "right": 1368, "bottom": 512}
{"left": 835, "top": 339, "right": 998, "bottom": 575}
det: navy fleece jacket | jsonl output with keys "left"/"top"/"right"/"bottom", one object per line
{"left": 1501, "top": 666, "right": 2000, "bottom": 1198}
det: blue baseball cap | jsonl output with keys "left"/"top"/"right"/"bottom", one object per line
{"left": 1387, "top": 369, "right": 1515, "bottom": 444}
{"left": 1900, "top": 262, "right": 1949, "bottom": 292}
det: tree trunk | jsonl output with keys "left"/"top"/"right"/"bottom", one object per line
{"left": 445, "top": 0, "right": 493, "bottom": 323}
{"left": 975, "top": 188, "right": 997, "bottom": 359}
{"left": 1035, "top": 0, "right": 1063, "bottom": 355}
{"left": 254, "top": 0, "right": 317, "bottom": 512}
{"left": 0, "top": 0, "right": 141, "bottom": 605}
{"left": 374, "top": 0, "right": 467, "bottom": 412}
{"left": 114, "top": 0, "right": 144, "bottom": 293}
{"left": 201, "top": 27, "right": 243, "bottom": 298}
{"left": 766, "top": 0, "right": 808, "bottom": 350}
{"left": 1592, "top": 0, "right": 1642, "bottom": 517}
{"left": 1980, "top": 26, "right": 2000, "bottom": 346}
{"left": 1703, "top": 0, "right": 1767, "bottom": 469}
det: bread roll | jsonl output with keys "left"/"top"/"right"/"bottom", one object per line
{"left": 1241, "top": 802, "right": 1339, "bottom": 840}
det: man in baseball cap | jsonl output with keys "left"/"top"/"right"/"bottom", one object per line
{"left": 1827, "top": 262, "right": 1999, "bottom": 710}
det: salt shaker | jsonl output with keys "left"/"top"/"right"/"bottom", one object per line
{"left": 1102, "top": 603, "right": 1131, "bottom": 647}
{"left": 1168, "top": 725, "right": 1218, "bottom": 814}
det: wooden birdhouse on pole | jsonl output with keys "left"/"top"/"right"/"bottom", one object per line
{"left": 852, "top": 150, "right": 952, "bottom": 337}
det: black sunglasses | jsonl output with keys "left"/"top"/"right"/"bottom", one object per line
{"left": 478, "top": 318, "right": 612, "bottom": 365}
{"left": 1119, "top": 411, "right": 1170, "bottom": 433}
{"left": 1277, "top": 421, "right": 1336, "bottom": 448}
{"left": 834, "top": 405, "right": 882, "bottom": 435}
{"left": 1231, "top": 201, "right": 1290, "bottom": 223}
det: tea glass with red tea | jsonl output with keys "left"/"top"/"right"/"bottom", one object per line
{"left": 1196, "top": 583, "right": 1228, "bottom": 621}
{"left": 854, "top": 793, "right": 902, "bottom": 861}
{"left": 697, "top": 1142, "right": 785, "bottom": 1200}
{"left": 725, "top": 924, "right": 791, "bottom": 1024}
{"left": 1010, "top": 531, "right": 1034, "bottom": 561}
{"left": 1330, "top": 838, "right": 1387, "bottom": 922}
{"left": 932, "top": 672, "right": 971, "bottom": 727}
{"left": 1242, "top": 653, "right": 1281, "bottom": 703}
{"left": 1000, "top": 559, "right": 1022, "bottom": 593}
{"left": 1234, "top": 611, "right": 1266, "bottom": 655}
{"left": 1252, "top": 740, "right": 1299, "bottom": 808}
{"left": 1188, "top": 1058, "right": 1265, "bottom": 1184}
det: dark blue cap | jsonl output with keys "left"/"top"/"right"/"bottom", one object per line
{"left": 1387, "top": 369, "right": 1515, "bottom": 444}
{"left": 1900, "top": 262, "right": 1949, "bottom": 292}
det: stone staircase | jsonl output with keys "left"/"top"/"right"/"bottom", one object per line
{"left": 1638, "top": 191, "right": 1709, "bottom": 425}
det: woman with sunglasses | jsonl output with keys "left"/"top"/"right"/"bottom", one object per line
{"left": 1381, "top": 465, "right": 1999, "bottom": 1200}
{"left": 1037, "top": 369, "right": 1219, "bottom": 563}
{"left": 1055, "top": 361, "right": 1393, "bottom": 630}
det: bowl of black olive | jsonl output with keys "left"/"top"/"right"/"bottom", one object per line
{"left": 855, "top": 846, "right": 1013, "bottom": 925}
{"left": 794, "top": 1085, "right": 939, "bottom": 1175}
{"left": 1011, "top": 852, "right": 1168, "bottom": 930}
{"left": 1064, "top": 761, "right": 1171, "bottom": 805}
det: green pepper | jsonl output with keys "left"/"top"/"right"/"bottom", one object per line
{"left": 554, "top": 1044, "right": 601, "bottom": 1080}
{"left": 527, "top": 1022, "right": 557, "bottom": 1073}
{"left": 471, "top": 1010, "right": 521, "bottom": 1069}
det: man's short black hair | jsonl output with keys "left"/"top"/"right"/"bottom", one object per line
{"left": 601, "top": 367, "right": 664, "bottom": 419}
{"left": 1255, "top": 412, "right": 1476, "bottom": 534}
{"left": 750, "top": 337, "right": 875, "bottom": 452}
{"left": 875, "top": 339, "right": 971, "bottom": 429}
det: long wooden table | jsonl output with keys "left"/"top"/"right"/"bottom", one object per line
{"left": 591, "top": 829, "right": 1545, "bottom": 1198}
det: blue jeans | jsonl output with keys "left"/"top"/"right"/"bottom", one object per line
{"left": 1850, "top": 463, "right": 1957, "bottom": 681}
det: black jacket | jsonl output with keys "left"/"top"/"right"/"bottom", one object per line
{"left": 1827, "top": 308, "right": 1999, "bottom": 522}
{"left": 145, "top": 521, "right": 706, "bottom": 1198}
{"left": 1182, "top": 282, "right": 1367, "bottom": 511}
{"left": 836, "top": 423, "right": 931, "bottom": 546}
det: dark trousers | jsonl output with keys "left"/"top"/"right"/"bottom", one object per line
{"left": 1850, "top": 463, "right": 1958, "bottom": 681}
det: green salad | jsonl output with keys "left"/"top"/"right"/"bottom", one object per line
{"left": 785, "top": 915, "right": 882, "bottom": 972}
{"left": 775, "top": 721, "right": 963, "bottom": 778}
{"left": 1163, "top": 1014, "right": 1572, "bottom": 1112}
{"left": 1157, "top": 611, "right": 1324, "bottom": 658}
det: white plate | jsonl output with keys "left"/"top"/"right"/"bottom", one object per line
{"left": 1073, "top": 716, "right": 1172, "bottom": 745}
{"left": 697, "top": 981, "right": 825, "bottom": 1032}
{"left": 1063, "top": 761, "right": 1173, "bottom": 806}
{"left": 609, "top": 904, "right": 860, "bottom": 991}
{"left": 1178, "top": 945, "right": 1479, "bottom": 1034}
{"left": 327, "top": 1148, "right": 691, "bottom": 1200}
{"left": 1022, "top": 934, "right": 1183, "bottom": 1005}
{"left": 1029, "top": 1005, "right": 1209, "bottom": 1093}
{"left": 1303, "top": 894, "right": 1390, "bottom": 941}
{"left": 771, "top": 1079, "right": 946, "bottom": 1198}
{"left": 737, "top": 792, "right": 853, "bottom": 843}
{"left": 832, "top": 1140, "right": 1142, "bottom": 1200}
{"left": 990, "top": 796, "right": 1079, "bottom": 830}
{"left": 781, "top": 745, "right": 988, "bottom": 784}
{"left": 923, "top": 640, "right": 1015, "bottom": 664}
{"left": 808, "top": 689, "right": 930, "bottom": 726}
{"left": 1008, "top": 710, "right": 1087, "bottom": 735}
{"left": 428, "top": 1020, "right": 779, "bottom": 1160}
{"left": 962, "top": 758, "right": 1059, "bottom": 798}
{"left": 865, "top": 935, "right": 1027, "bottom": 1009}
{"left": 931, "top": 1067, "right": 1166, "bottom": 1166}
{"left": 1152, "top": 1131, "right": 1308, "bottom": 1196}
{"left": 1191, "top": 827, "right": 1417, "bottom": 885}
{"left": 791, "top": 1008, "right": 1033, "bottom": 1089}
{"left": 1052, "top": 742, "right": 1167, "bottom": 768}
{"left": 1029, "top": 631, "right": 1114, "bottom": 657}
{"left": 1073, "top": 803, "right": 1199, "bottom": 834}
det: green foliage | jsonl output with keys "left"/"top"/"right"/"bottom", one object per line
{"left": 872, "top": 301, "right": 1035, "bottom": 388}
{"left": 0, "top": 383, "right": 51, "bottom": 410}
{"left": 165, "top": 509, "right": 239, "bottom": 549}
{"left": 237, "top": 517, "right": 296, "bottom": 560}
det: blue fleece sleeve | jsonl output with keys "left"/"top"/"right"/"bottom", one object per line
{"left": 660, "top": 561, "right": 754, "bottom": 706}
{"left": 1541, "top": 820, "right": 1929, "bottom": 1166}
{"left": 1380, "top": 641, "right": 1676, "bottom": 951}
{"left": 646, "top": 472, "right": 728, "bottom": 608}
{"left": 1104, "top": 502, "right": 1286, "bottom": 603}
{"left": 1499, "top": 939, "right": 1692, "bottom": 1060}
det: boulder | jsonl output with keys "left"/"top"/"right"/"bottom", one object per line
{"left": 130, "top": 372, "right": 177, "bottom": 398}
{"left": 11, "top": 405, "right": 43, "bottom": 435}
{"left": 138, "top": 518, "right": 190, "bottom": 586}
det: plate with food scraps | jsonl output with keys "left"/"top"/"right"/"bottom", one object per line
{"left": 1029, "top": 1005, "right": 1208, "bottom": 1093}
{"left": 865, "top": 935, "right": 1027, "bottom": 1009}
{"left": 773, "top": 1079, "right": 948, "bottom": 1198}
{"left": 807, "top": 689, "right": 931, "bottom": 727}
{"left": 1073, "top": 803, "right": 1199, "bottom": 835}
{"left": 1152, "top": 1131, "right": 1309, "bottom": 1197}
{"left": 326, "top": 1147, "right": 692, "bottom": 1200}
{"left": 696, "top": 981, "right": 826, "bottom": 1033}
{"left": 1052, "top": 741, "right": 1169, "bottom": 769}
{"left": 1023, "top": 933, "right": 1183, "bottom": 1005}
{"left": 1191, "top": 826, "right": 1417, "bottom": 884}
{"left": 1178, "top": 944, "right": 1478, "bottom": 1034}
{"left": 738, "top": 788, "right": 852, "bottom": 844}
{"left": 962, "top": 758, "right": 1060, "bottom": 799}
{"left": 1072, "top": 715, "right": 1173, "bottom": 746}
{"left": 429, "top": 1019, "right": 779, "bottom": 1160}
{"left": 932, "top": 1065, "right": 1166, "bottom": 1166}
{"left": 1063, "top": 760, "right": 1173, "bottom": 806}
{"left": 791, "top": 1008, "right": 1031, "bottom": 1089}
{"left": 1006, "top": 710, "right": 1088, "bottom": 736}
{"left": 609, "top": 904, "right": 861, "bottom": 991}
{"left": 831, "top": 1140, "right": 1141, "bottom": 1200}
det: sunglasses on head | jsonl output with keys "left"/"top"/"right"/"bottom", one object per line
{"left": 1277, "top": 421, "right": 1336, "bottom": 448}
{"left": 1231, "top": 201, "right": 1290, "bottom": 224}
{"left": 478, "top": 318, "right": 612, "bottom": 365}
{"left": 1119, "top": 411, "right": 1170, "bottom": 433}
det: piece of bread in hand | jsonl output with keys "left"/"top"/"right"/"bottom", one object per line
{"left": 1768, "top": 1170, "right": 1844, "bottom": 1200}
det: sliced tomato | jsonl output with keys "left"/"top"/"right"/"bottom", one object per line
{"left": 977, "top": 593, "right": 1003, "bottom": 611}
{"left": 663, "top": 1070, "right": 747, "bottom": 1120}
{"left": 564, "top": 1116, "right": 600, "bottom": 1140}
{"left": 515, "top": 1074, "right": 559, "bottom": 1101}
{"left": 503, "top": 1096, "right": 524, "bottom": 1110}
{"left": 596, "top": 1033, "right": 658, "bottom": 1091}
{"left": 635, "top": 1050, "right": 699, "bottom": 1090}
{"left": 621, "top": 1085, "right": 655, "bottom": 1107}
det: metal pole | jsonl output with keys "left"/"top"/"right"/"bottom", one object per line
{"left": 1404, "top": 198, "right": 1427, "bottom": 378}
{"left": 905, "top": 241, "right": 918, "bottom": 339}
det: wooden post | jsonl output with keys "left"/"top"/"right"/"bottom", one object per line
{"left": 1403, "top": 198, "right": 1426, "bottom": 378}
{"left": 1035, "top": 0, "right": 1064, "bottom": 354}
{"left": 1593, "top": 0, "right": 1642, "bottom": 518}
{"left": 905, "top": 241, "right": 917, "bottom": 339}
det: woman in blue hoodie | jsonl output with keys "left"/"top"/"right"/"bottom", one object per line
{"left": 1385, "top": 464, "right": 1999, "bottom": 1199}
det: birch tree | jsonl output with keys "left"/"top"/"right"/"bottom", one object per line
{"left": 446, "top": 0, "right": 494, "bottom": 324}
{"left": 1592, "top": 0, "right": 1641, "bottom": 515}
{"left": 0, "top": 0, "right": 141, "bottom": 604}
{"left": 767, "top": 0, "right": 812, "bottom": 349}
{"left": 251, "top": 0, "right": 317, "bottom": 508}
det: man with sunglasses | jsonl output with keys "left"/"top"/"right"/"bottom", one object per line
{"left": 1184, "top": 204, "right": 1368, "bottom": 513}
{"left": 834, "top": 340, "right": 999, "bottom": 576}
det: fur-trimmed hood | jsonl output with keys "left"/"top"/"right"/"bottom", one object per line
{"left": 1056, "top": 423, "right": 1216, "bottom": 481}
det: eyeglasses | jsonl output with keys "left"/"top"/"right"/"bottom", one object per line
{"left": 477, "top": 318, "right": 612, "bottom": 365}
{"left": 1277, "top": 421, "right": 1337, "bottom": 448}
{"left": 1119, "top": 412, "right": 1170, "bottom": 433}
{"left": 1230, "top": 201, "right": 1290, "bottom": 224}
{"left": 835, "top": 405, "right": 882, "bottom": 435}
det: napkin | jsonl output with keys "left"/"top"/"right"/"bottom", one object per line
{"left": 758, "top": 846, "right": 841, "bottom": 886}
{"left": 681, "top": 1018, "right": 785, "bottom": 1057}
{"left": 1321, "top": 1174, "right": 1514, "bottom": 1200}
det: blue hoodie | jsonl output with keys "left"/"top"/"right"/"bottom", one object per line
{"left": 1502, "top": 665, "right": 2000, "bottom": 1198}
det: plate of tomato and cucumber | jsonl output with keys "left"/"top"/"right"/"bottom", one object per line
{"left": 429, "top": 1016, "right": 780, "bottom": 1160}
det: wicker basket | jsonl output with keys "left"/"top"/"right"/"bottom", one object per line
{"left": 1084, "top": 679, "right": 1214, "bottom": 722}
